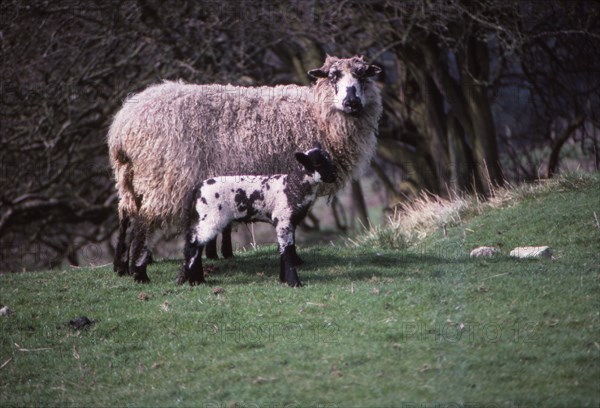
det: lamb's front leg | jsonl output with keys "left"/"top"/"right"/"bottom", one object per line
{"left": 276, "top": 223, "right": 302, "bottom": 287}
{"left": 178, "top": 239, "right": 205, "bottom": 285}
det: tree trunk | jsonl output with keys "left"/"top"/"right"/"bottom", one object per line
{"left": 546, "top": 115, "right": 584, "bottom": 178}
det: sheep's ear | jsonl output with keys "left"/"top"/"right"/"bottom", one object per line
{"left": 307, "top": 68, "right": 328, "bottom": 79}
{"left": 294, "top": 152, "right": 312, "bottom": 169}
{"left": 365, "top": 64, "right": 382, "bottom": 77}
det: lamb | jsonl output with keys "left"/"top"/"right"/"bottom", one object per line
{"left": 108, "top": 55, "right": 382, "bottom": 283}
{"left": 178, "top": 146, "right": 336, "bottom": 287}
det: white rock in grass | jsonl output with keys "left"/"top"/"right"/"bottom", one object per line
{"left": 0, "top": 306, "right": 12, "bottom": 316}
{"left": 509, "top": 246, "right": 552, "bottom": 259}
{"left": 470, "top": 246, "right": 500, "bottom": 258}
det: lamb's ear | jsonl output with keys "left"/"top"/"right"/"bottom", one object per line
{"left": 365, "top": 64, "right": 382, "bottom": 77}
{"left": 294, "top": 152, "right": 313, "bottom": 170}
{"left": 307, "top": 68, "right": 328, "bottom": 79}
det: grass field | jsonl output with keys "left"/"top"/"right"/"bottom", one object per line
{"left": 1, "top": 174, "right": 599, "bottom": 407}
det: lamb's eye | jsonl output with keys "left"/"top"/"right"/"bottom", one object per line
{"left": 353, "top": 66, "right": 367, "bottom": 78}
{"left": 328, "top": 71, "right": 341, "bottom": 82}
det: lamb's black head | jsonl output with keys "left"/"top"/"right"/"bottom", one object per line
{"left": 294, "top": 147, "right": 336, "bottom": 184}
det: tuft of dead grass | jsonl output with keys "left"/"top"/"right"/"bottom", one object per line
{"left": 349, "top": 172, "right": 598, "bottom": 250}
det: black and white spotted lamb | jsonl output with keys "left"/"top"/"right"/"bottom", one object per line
{"left": 178, "top": 146, "right": 336, "bottom": 287}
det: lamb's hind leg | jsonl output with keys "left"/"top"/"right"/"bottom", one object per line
{"left": 221, "top": 223, "right": 233, "bottom": 258}
{"left": 205, "top": 238, "right": 219, "bottom": 259}
{"left": 114, "top": 214, "right": 130, "bottom": 276}
{"left": 130, "top": 218, "right": 151, "bottom": 283}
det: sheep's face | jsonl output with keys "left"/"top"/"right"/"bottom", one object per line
{"left": 294, "top": 147, "right": 337, "bottom": 184}
{"left": 308, "top": 55, "right": 381, "bottom": 116}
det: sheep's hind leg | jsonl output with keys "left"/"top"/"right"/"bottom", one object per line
{"left": 221, "top": 224, "right": 234, "bottom": 258}
{"left": 114, "top": 215, "right": 130, "bottom": 276}
{"left": 130, "top": 218, "right": 151, "bottom": 283}
{"left": 178, "top": 240, "right": 205, "bottom": 285}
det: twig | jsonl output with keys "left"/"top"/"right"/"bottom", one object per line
{"left": 305, "top": 302, "right": 327, "bottom": 307}
{"left": 0, "top": 358, "right": 12, "bottom": 369}
{"left": 482, "top": 272, "right": 510, "bottom": 281}
{"left": 594, "top": 211, "right": 600, "bottom": 230}
{"left": 15, "top": 343, "right": 53, "bottom": 352}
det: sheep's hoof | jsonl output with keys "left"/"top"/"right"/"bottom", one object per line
{"left": 114, "top": 262, "right": 129, "bottom": 276}
{"left": 133, "top": 272, "right": 150, "bottom": 283}
{"left": 176, "top": 273, "right": 187, "bottom": 285}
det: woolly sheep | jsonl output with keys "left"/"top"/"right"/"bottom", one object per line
{"left": 108, "top": 55, "right": 382, "bottom": 283}
{"left": 178, "top": 146, "right": 336, "bottom": 287}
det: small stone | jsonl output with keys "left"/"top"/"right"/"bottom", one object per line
{"left": 509, "top": 246, "right": 552, "bottom": 259}
{"left": 470, "top": 246, "right": 500, "bottom": 258}
{"left": 0, "top": 306, "right": 12, "bottom": 316}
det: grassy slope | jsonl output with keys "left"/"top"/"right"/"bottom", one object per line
{"left": 1, "top": 175, "right": 599, "bottom": 407}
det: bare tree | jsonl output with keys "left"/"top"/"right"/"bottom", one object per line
{"left": 1, "top": 0, "right": 598, "bottom": 271}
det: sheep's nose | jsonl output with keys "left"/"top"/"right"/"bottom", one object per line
{"left": 343, "top": 86, "right": 362, "bottom": 115}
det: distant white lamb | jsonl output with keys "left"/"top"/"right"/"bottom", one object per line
{"left": 178, "top": 146, "right": 336, "bottom": 287}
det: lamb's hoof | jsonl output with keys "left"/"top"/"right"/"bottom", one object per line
{"left": 189, "top": 278, "right": 205, "bottom": 286}
{"left": 287, "top": 280, "right": 303, "bottom": 288}
{"left": 222, "top": 252, "right": 234, "bottom": 259}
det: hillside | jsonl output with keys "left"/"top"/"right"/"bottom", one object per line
{"left": 1, "top": 173, "right": 599, "bottom": 407}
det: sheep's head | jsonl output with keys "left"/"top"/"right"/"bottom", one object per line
{"left": 294, "top": 145, "right": 337, "bottom": 184}
{"left": 308, "top": 55, "right": 382, "bottom": 116}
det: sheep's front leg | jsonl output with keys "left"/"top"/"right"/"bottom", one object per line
{"left": 177, "top": 239, "right": 205, "bottom": 286}
{"left": 276, "top": 223, "right": 302, "bottom": 287}
{"left": 114, "top": 215, "right": 130, "bottom": 276}
{"left": 130, "top": 218, "right": 150, "bottom": 283}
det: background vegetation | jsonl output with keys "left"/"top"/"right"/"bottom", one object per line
{"left": 1, "top": 0, "right": 599, "bottom": 270}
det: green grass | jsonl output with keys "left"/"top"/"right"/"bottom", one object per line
{"left": 1, "top": 174, "right": 599, "bottom": 407}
